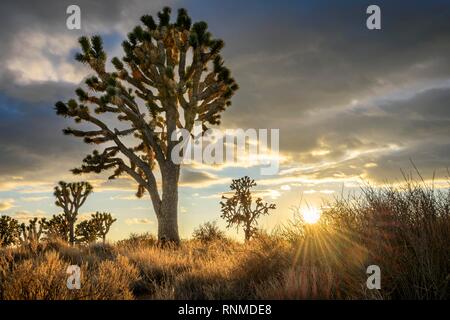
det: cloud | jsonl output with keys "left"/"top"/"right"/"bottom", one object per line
{"left": 0, "top": 199, "right": 15, "bottom": 211}
{"left": 212, "top": 1, "right": 450, "bottom": 182}
{"left": 12, "top": 210, "right": 48, "bottom": 221}
{"left": 180, "top": 169, "right": 230, "bottom": 188}
{"left": 0, "top": 0, "right": 177, "bottom": 192}
{"left": 125, "top": 218, "right": 153, "bottom": 225}
{"left": 110, "top": 194, "right": 139, "bottom": 201}
{"left": 220, "top": 189, "right": 282, "bottom": 200}
{"left": 304, "top": 190, "right": 335, "bottom": 195}
{"left": 77, "top": 212, "right": 95, "bottom": 222}
{"left": 6, "top": 30, "right": 87, "bottom": 84}
{"left": 0, "top": 0, "right": 177, "bottom": 92}
{"left": 0, "top": 0, "right": 449, "bottom": 206}
{"left": 132, "top": 206, "right": 149, "bottom": 211}
{"left": 20, "top": 196, "right": 50, "bottom": 202}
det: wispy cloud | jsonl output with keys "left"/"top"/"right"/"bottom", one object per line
{"left": 125, "top": 218, "right": 153, "bottom": 225}
{"left": 110, "top": 194, "right": 140, "bottom": 201}
{"left": 0, "top": 198, "right": 15, "bottom": 211}
{"left": 12, "top": 210, "right": 48, "bottom": 221}
{"left": 20, "top": 196, "right": 50, "bottom": 202}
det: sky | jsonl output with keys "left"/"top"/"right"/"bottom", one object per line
{"left": 0, "top": 0, "right": 449, "bottom": 241}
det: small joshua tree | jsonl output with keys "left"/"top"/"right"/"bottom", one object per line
{"left": 75, "top": 219, "right": 98, "bottom": 244}
{"left": 44, "top": 214, "right": 70, "bottom": 242}
{"left": 0, "top": 215, "right": 20, "bottom": 247}
{"left": 19, "top": 218, "right": 46, "bottom": 245}
{"left": 220, "top": 176, "right": 276, "bottom": 241}
{"left": 54, "top": 181, "right": 93, "bottom": 245}
{"left": 75, "top": 212, "right": 116, "bottom": 244}
{"left": 89, "top": 212, "right": 117, "bottom": 244}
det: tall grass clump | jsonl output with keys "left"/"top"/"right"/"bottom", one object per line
{"left": 322, "top": 177, "right": 450, "bottom": 299}
{"left": 192, "top": 221, "right": 228, "bottom": 243}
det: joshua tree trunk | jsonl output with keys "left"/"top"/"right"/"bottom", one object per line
{"left": 244, "top": 222, "right": 251, "bottom": 242}
{"left": 156, "top": 162, "right": 180, "bottom": 244}
{"left": 69, "top": 220, "right": 76, "bottom": 245}
{"left": 157, "top": 199, "right": 179, "bottom": 244}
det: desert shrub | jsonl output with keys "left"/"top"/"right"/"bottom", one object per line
{"left": 43, "top": 239, "right": 85, "bottom": 266}
{"left": 0, "top": 177, "right": 448, "bottom": 300}
{"left": 125, "top": 245, "right": 192, "bottom": 297}
{"left": 82, "top": 255, "right": 139, "bottom": 300}
{"left": 255, "top": 265, "right": 337, "bottom": 299}
{"left": 322, "top": 179, "right": 450, "bottom": 299}
{"left": 1, "top": 251, "right": 70, "bottom": 299}
{"left": 172, "top": 270, "right": 234, "bottom": 299}
{"left": 86, "top": 242, "right": 117, "bottom": 261}
{"left": 232, "top": 235, "right": 291, "bottom": 298}
{"left": 192, "top": 221, "right": 227, "bottom": 243}
{"left": 117, "top": 233, "right": 158, "bottom": 248}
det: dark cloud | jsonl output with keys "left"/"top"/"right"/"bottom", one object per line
{"left": 0, "top": 0, "right": 449, "bottom": 190}
{"left": 0, "top": 0, "right": 177, "bottom": 189}
{"left": 180, "top": 169, "right": 226, "bottom": 187}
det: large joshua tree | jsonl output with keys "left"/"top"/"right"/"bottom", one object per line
{"left": 54, "top": 181, "right": 93, "bottom": 245}
{"left": 55, "top": 7, "right": 238, "bottom": 244}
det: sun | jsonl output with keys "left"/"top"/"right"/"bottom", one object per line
{"left": 302, "top": 207, "right": 321, "bottom": 224}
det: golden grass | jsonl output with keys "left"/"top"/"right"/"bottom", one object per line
{"left": 0, "top": 181, "right": 448, "bottom": 300}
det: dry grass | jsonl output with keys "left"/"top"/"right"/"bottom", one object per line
{"left": 0, "top": 180, "right": 448, "bottom": 300}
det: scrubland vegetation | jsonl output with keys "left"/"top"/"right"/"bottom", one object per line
{"left": 0, "top": 178, "right": 448, "bottom": 300}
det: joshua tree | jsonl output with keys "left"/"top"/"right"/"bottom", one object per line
{"left": 75, "top": 219, "right": 98, "bottom": 244}
{"left": 44, "top": 214, "right": 70, "bottom": 242}
{"left": 220, "top": 176, "right": 276, "bottom": 241}
{"left": 19, "top": 218, "right": 46, "bottom": 245}
{"left": 54, "top": 181, "right": 93, "bottom": 244}
{"left": 89, "top": 212, "right": 117, "bottom": 244}
{"left": 0, "top": 215, "right": 20, "bottom": 247}
{"left": 55, "top": 7, "right": 238, "bottom": 244}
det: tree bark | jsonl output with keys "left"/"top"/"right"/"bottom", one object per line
{"left": 69, "top": 221, "right": 75, "bottom": 246}
{"left": 156, "top": 162, "right": 180, "bottom": 245}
